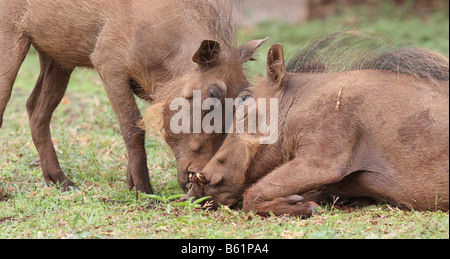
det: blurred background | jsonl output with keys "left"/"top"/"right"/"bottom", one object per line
{"left": 238, "top": 0, "right": 448, "bottom": 26}
{"left": 236, "top": 0, "right": 449, "bottom": 78}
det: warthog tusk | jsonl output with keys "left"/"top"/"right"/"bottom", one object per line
{"left": 196, "top": 173, "right": 207, "bottom": 184}
{"left": 188, "top": 172, "right": 207, "bottom": 185}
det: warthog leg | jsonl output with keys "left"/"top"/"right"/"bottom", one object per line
{"left": 0, "top": 26, "right": 30, "bottom": 128}
{"left": 26, "top": 52, "right": 76, "bottom": 190}
{"left": 91, "top": 53, "right": 153, "bottom": 194}
{"left": 243, "top": 113, "right": 359, "bottom": 217}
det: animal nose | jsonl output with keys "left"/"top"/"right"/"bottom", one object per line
{"left": 185, "top": 181, "right": 204, "bottom": 200}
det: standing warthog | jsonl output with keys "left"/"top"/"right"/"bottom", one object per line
{"left": 0, "top": 0, "right": 266, "bottom": 193}
{"left": 189, "top": 32, "right": 449, "bottom": 217}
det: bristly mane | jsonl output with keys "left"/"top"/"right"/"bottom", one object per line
{"left": 180, "top": 0, "right": 237, "bottom": 48}
{"left": 286, "top": 31, "right": 449, "bottom": 92}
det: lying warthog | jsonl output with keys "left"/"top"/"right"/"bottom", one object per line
{"left": 0, "top": 0, "right": 266, "bottom": 193}
{"left": 189, "top": 32, "right": 449, "bottom": 217}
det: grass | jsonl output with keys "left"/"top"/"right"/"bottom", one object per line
{"left": 1, "top": 2, "right": 449, "bottom": 239}
{"left": 240, "top": 0, "right": 449, "bottom": 80}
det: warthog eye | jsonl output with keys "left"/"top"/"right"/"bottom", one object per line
{"left": 208, "top": 82, "right": 227, "bottom": 99}
{"left": 241, "top": 95, "right": 251, "bottom": 102}
{"left": 209, "top": 88, "right": 218, "bottom": 98}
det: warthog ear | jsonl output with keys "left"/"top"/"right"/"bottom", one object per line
{"left": 193, "top": 40, "right": 221, "bottom": 69}
{"left": 239, "top": 37, "right": 269, "bottom": 63}
{"left": 266, "top": 43, "right": 286, "bottom": 89}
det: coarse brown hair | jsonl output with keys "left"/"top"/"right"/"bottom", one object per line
{"left": 286, "top": 31, "right": 449, "bottom": 93}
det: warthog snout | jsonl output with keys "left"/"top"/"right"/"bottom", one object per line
{"left": 186, "top": 173, "right": 209, "bottom": 208}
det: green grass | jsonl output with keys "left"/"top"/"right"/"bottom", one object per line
{"left": 240, "top": 0, "right": 449, "bottom": 80}
{"left": 1, "top": 2, "right": 449, "bottom": 239}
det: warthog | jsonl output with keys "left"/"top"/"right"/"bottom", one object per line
{"left": 0, "top": 0, "right": 266, "bottom": 193}
{"left": 189, "top": 32, "right": 449, "bottom": 217}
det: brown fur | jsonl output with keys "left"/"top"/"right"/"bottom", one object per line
{"left": 0, "top": 0, "right": 266, "bottom": 193}
{"left": 190, "top": 33, "right": 449, "bottom": 217}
